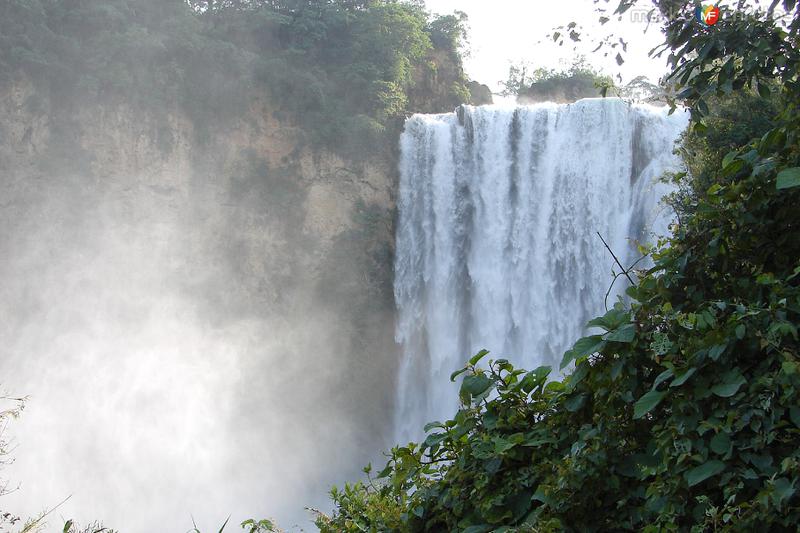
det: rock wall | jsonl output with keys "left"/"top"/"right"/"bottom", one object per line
{"left": 0, "top": 74, "right": 398, "bottom": 529}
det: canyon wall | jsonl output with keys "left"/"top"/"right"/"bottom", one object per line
{"left": 0, "top": 74, "right": 398, "bottom": 529}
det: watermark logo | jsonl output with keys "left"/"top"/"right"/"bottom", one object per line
{"left": 695, "top": 4, "right": 720, "bottom": 26}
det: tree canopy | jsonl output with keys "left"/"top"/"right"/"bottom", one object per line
{"left": 500, "top": 58, "right": 613, "bottom": 102}
{"left": 0, "top": 0, "right": 471, "bottom": 155}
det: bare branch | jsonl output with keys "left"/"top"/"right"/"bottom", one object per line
{"left": 597, "top": 231, "right": 635, "bottom": 285}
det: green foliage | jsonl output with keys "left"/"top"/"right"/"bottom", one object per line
{"left": 678, "top": 89, "right": 780, "bottom": 191}
{"left": 0, "top": 393, "right": 25, "bottom": 531}
{"left": 501, "top": 58, "right": 612, "bottom": 101}
{"left": 240, "top": 518, "right": 280, "bottom": 533}
{"left": 426, "top": 10, "right": 468, "bottom": 55}
{"left": 188, "top": 517, "right": 281, "bottom": 533}
{"left": 316, "top": 477, "right": 404, "bottom": 532}
{"left": 319, "top": 2, "right": 800, "bottom": 530}
{"left": 61, "top": 519, "right": 117, "bottom": 533}
{"left": 0, "top": 0, "right": 470, "bottom": 156}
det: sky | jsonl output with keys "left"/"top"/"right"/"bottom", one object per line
{"left": 425, "top": 0, "right": 673, "bottom": 92}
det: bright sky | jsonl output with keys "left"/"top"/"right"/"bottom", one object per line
{"left": 425, "top": 0, "right": 673, "bottom": 92}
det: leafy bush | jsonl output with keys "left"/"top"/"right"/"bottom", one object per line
{"left": 501, "top": 58, "right": 612, "bottom": 101}
{"left": 319, "top": 128, "right": 800, "bottom": 530}
{"left": 318, "top": 1, "right": 800, "bottom": 530}
{"left": 678, "top": 89, "right": 779, "bottom": 190}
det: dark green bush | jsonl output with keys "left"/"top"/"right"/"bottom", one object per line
{"left": 318, "top": 1, "right": 800, "bottom": 530}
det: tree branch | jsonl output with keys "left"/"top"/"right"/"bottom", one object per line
{"left": 597, "top": 231, "right": 635, "bottom": 285}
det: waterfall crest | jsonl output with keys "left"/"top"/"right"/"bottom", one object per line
{"left": 394, "top": 98, "right": 688, "bottom": 440}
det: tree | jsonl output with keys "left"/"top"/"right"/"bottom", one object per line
{"left": 2, "top": 0, "right": 470, "bottom": 155}
{"left": 426, "top": 10, "right": 468, "bottom": 54}
{"left": 500, "top": 57, "right": 612, "bottom": 101}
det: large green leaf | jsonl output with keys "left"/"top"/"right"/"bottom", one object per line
{"left": 586, "top": 308, "right": 630, "bottom": 331}
{"left": 461, "top": 374, "right": 493, "bottom": 397}
{"left": 708, "top": 343, "right": 726, "bottom": 361}
{"left": 469, "top": 349, "right": 490, "bottom": 366}
{"left": 604, "top": 323, "right": 636, "bottom": 343}
{"left": 423, "top": 421, "right": 444, "bottom": 432}
{"left": 711, "top": 370, "right": 746, "bottom": 397}
{"left": 450, "top": 367, "right": 468, "bottom": 382}
{"left": 493, "top": 436, "right": 517, "bottom": 454}
{"left": 652, "top": 368, "right": 674, "bottom": 388}
{"left": 710, "top": 431, "right": 731, "bottom": 455}
{"left": 671, "top": 367, "right": 697, "bottom": 387}
{"left": 520, "top": 366, "right": 551, "bottom": 392}
{"left": 721, "top": 150, "right": 738, "bottom": 168}
{"left": 633, "top": 389, "right": 667, "bottom": 419}
{"left": 776, "top": 167, "right": 800, "bottom": 189}
{"left": 564, "top": 393, "right": 587, "bottom": 412}
{"left": 424, "top": 432, "right": 447, "bottom": 448}
{"left": 685, "top": 460, "right": 725, "bottom": 486}
{"left": 721, "top": 158, "right": 746, "bottom": 177}
{"left": 759, "top": 128, "right": 786, "bottom": 154}
{"left": 772, "top": 478, "right": 796, "bottom": 503}
{"left": 560, "top": 335, "right": 606, "bottom": 369}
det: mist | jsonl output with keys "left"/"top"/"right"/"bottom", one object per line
{"left": 0, "top": 76, "right": 398, "bottom": 530}
{"left": 0, "top": 0, "right": 676, "bottom": 530}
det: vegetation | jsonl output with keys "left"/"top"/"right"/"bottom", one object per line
{"left": 1, "top": 394, "right": 24, "bottom": 532}
{"left": 501, "top": 59, "right": 666, "bottom": 104}
{"left": 62, "top": 520, "right": 118, "bottom": 533}
{"left": 500, "top": 58, "right": 613, "bottom": 102}
{"left": 3, "top": 0, "right": 799, "bottom": 530}
{"left": 678, "top": 89, "right": 780, "bottom": 190}
{"left": 0, "top": 0, "right": 470, "bottom": 156}
{"left": 316, "top": 1, "right": 800, "bottom": 530}
{"left": 1, "top": 394, "right": 77, "bottom": 533}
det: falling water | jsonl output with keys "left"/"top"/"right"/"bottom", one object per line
{"left": 394, "top": 98, "right": 688, "bottom": 440}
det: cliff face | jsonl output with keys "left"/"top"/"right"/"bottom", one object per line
{"left": 0, "top": 0, "right": 479, "bottom": 526}
{"left": 0, "top": 74, "right": 399, "bottom": 528}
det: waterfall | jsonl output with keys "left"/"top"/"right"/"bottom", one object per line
{"left": 393, "top": 98, "right": 688, "bottom": 441}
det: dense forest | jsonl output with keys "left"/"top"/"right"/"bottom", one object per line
{"left": 0, "top": 0, "right": 473, "bottom": 156}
